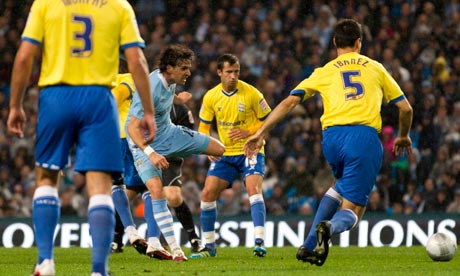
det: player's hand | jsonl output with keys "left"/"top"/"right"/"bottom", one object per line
{"left": 393, "top": 136, "right": 412, "bottom": 157}
{"left": 208, "top": 155, "right": 221, "bottom": 162}
{"left": 228, "top": 128, "right": 250, "bottom": 141}
{"left": 149, "top": 152, "right": 169, "bottom": 170}
{"left": 174, "top": 92, "right": 192, "bottom": 104}
{"left": 244, "top": 134, "right": 263, "bottom": 158}
{"left": 7, "top": 107, "right": 26, "bottom": 138}
{"left": 141, "top": 113, "right": 156, "bottom": 144}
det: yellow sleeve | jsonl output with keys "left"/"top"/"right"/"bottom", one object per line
{"left": 198, "top": 122, "right": 211, "bottom": 135}
{"left": 111, "top": 82, "right": 131, "bottom": 109}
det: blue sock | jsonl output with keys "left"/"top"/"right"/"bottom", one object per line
{"left": 112, "top": 185, "right": 135, "bottom": 228}
{"left": 142, "top": 192, "right": 160, "bottom": 239}
{"left": 33, "top": 186, "right": 60, "bottom": 263}
{"left": 200, "top": 201, "right": 217, "bottom": 250}
{"left": 330, "top": 209, "right": 357, "bottom": 235}
{"left": 250, "top": 195, "right": 266, "bottom": 227}
{"left": 249, "top": 194, "right": 266, "bottom": 244}
{"left": 303, "top": 189, "right": 341, "bottom": 251}
{"left": 88, "top": 195, "right": 115, "bottom": 275}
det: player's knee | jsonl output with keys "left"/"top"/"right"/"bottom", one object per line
{"left": 36, "top": 169, "right": 60, "bottom": 186}
{"left": 201, "top": 187, "right": 218, "bottom": 202}
{"left": 166, "top": 195, "right": 182, "bottom": 207}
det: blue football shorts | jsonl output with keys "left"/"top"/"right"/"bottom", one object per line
{"left": 130, "top": 125, "right": 210, "bottom": 183}
{"left": 321, "top": 125, "right": 383, "bottom": 206}
{"left": 35, "top": 85, "right": 122, "bottom": 173}
{"left": 207, "top": 153, "right": 265, "bottom": 186}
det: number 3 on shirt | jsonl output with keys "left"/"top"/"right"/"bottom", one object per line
{"left": 71, "top": 14, "right": 93, "bottom": 57}
{"left": 341, "top": 71, "right": 364, "bottom": 100}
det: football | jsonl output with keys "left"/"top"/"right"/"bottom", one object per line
{"left": 425, "top": 232, "right": 457, "bottom": 261}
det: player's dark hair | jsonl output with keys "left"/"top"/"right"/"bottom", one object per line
{"left": 333, "top": 19, "right": 362, "bottom": 48}
{"left": 217, "top": 53, "right": 239, "bottom": 70}
{"left": 158, "top": 45, "right": 194, "bottom": 72}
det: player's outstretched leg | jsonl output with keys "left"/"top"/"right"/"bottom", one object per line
{"left": 312, "top": 220, "right": 331, "bottom": 266}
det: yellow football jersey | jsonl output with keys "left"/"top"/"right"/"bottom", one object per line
{"left": 292, "top": 52, "right": 405, "bottom": 132}
{"left": 22, "top": 0, "right": 144, "bottom": 87}
{"left": 112, "top": 73, "right": 135, "bottom": 138}
{"left": 199, "top": 80, "right": 271, "bottom": 155}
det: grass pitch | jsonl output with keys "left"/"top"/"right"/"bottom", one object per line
{"left": 0, "top": 245, "right": 458, "bottom": 276}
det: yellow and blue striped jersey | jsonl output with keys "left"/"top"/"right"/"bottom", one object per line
{"left": 291, "top": 52, "right": 405, "bottom": 132}
{"left": 112, "top": 73, "right": 135, "bottom": 138}
{"left": 199, "top": 80, "right": 271, "bottom": 155}
{"left": 22, "top": 0, "right": 144, "bottom": 87}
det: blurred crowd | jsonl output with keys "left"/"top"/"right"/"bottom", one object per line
{"left": 0, "top": 0, "right": 460, "bottom": 219}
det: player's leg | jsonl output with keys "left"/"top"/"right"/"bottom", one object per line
{"left": 165, "top": 186, "right": 203, "bottom": 252}
{"left": 298, "top": 187, "right": 342, "bottom": 258}
{"left": 32, "top": 86, "right": 81, "bottom": 275}
{"left": 74, "top": 86, "right": 122, "bottom": 275}
{"left": 311, "top": 125, "right": 383, "bottom": 266}
{"left": 163, "top": 158, "right": 203, "bottom": 252}
{"left": 146, "top": 176, "right": 187, "bottom": 261}
{"left": 243, "top": 153, "right": 267, "bottom": 257}
{"left": 116, "top": 140, "right": 149, "bottom": 254}
{"left": 31, "top": 168, "right": 61, "bottom": 276}
{"left": 85, "top": 171, "right": 116, "bottom": 275}
{"left": 245, "top": 174, "right": 267, "bottom": 256}
{"left": 142, "top": 191, "right": 172, "bottom": 260}
{"left": 112, "top": 183, "right": 135, "bottom": 231}
{"left": 112, "top": 183, "right": 145, "bottom": 248}
{"left": 173, "top": 200, "right": 203, "bottom": 252}
{"left": 190, "top": 175, "right": 229, "bottom": 258}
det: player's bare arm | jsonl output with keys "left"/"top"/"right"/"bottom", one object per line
{"left": 244, "top": 95, "right": 301, "bottom": 157}
{"left": 127, "top": 116, "right": 169, "bottom": 169}
{"left": 228, "top": 128, "right": 250, "bottom": 141}
{"left": 393, "top": 98, "right": 413, "bottom": 157}
{"left": 7, "top": 41, "right": 38, "bottom": 138}
{"left": 124, "top": 46, "right": 156, "bottom": 143}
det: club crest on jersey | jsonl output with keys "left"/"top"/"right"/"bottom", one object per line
{"left": 259, "top": 99, "right": 269, "bottom": 112}
{"left": 238, "top": 103, "right": 245, "bottom": 112}
{"left": 217, "top": 106, "right": 222, "bottom": 112}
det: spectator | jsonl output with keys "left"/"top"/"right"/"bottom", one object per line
{"left": 265, "top": 184, "right": 288, "bottom": 215}
{"left": 367, "top": 190, "right": 386, "bottom": 213}
{"left": 446, "top": 189, "right": 460, "bottom": 213}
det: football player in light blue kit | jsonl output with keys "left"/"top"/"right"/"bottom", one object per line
{"left": 126, "top": 45, "right": 225, "bottom": 261}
